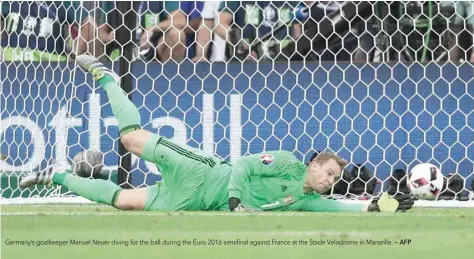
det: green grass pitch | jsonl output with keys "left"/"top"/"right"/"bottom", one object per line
{"left": 2, "top": 205, "right": 474, "bottom": 259}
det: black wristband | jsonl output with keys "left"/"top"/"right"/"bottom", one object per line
{"left": 367, "top": 201, "right": 380, "bottom": 212}
{"left": 229, "top": 197, "right": 241, "bottom": 211}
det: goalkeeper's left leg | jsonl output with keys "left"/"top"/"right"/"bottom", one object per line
{"left": 75, "top": 55, "right": 153, "bottom": 158}
{"left": 67, "top": 55, "right": 216, "bottom": 211}
{"left": 73, "top": 55, "right": 161, "bottom": 210}
{"left": 74, "top": 55, "right": 208, "bottom": 211}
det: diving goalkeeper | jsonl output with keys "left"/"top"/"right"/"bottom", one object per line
{"left": 20, "top": 55, "right": 414, "bottom": 213}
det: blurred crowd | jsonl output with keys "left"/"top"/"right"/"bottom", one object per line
{"left": 2, "top": 1, "right": 474, "bottom": 63}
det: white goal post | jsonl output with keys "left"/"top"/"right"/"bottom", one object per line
{"left": 1, "top": 1, "right": 474, "bottom": 208}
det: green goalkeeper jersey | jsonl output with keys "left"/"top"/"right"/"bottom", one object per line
{"left": 228, "top": 150, "right": 365, "bottom": 212}
{"left": 229, "top": 150, "right": 307, "bottom": 210}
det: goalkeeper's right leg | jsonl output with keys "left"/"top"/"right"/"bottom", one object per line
{"left": 19, "top": 165, "right": 149, "bottom": 210}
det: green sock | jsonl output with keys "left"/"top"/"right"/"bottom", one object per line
{"left": 53, "top": 172, "right": 122, "bottom": 207}
{"left": 98, "top": 75, "right": 141, "bottom": 136}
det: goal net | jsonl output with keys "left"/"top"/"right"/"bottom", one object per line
{"left": 1, "top": 1, "right": 474, "bottom": 207}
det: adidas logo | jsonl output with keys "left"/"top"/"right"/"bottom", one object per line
{"left": 281, "top": 185, "right": 288, "bottom": 192}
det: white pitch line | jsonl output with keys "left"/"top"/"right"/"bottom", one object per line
{"left": 0, "top": 211, "right": 371, "bottom": 217}
{"left": 1, "top": 227, "right": 470, "bottom": 238}
{"left": 1, "top": 211, "right": 471, "bottom": 217}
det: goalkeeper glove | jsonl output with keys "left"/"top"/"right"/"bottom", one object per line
{"left": 229, "top": 198, "right": 261, "bottom": 212}
{"left": 367, "top": 192, "right": 415, "bottom": 212}
{"left": 233, "top": 203, "right": 258, "bottom": 212}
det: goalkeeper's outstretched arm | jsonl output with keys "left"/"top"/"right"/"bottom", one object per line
{"left": 292, "top": 195, "right": 368, "bottom": 212}
{"left": 294, "top": 192, "right": 415, "bottom": 213}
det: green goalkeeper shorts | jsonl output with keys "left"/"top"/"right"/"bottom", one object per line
{"left": 141, "top": 135, "right": 221, "bottom": 211}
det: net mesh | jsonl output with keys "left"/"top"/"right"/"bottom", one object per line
{"left": 1, "top": 1, "right": 474, "bottom": 205}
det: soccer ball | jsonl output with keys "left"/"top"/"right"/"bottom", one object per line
{"left": 72, "top": 149, "right": 104, "bottom": 178}
{"left": 407, "top": 163, "right": 444, "bottom": 200}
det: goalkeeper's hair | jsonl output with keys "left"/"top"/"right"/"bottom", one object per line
{"left": 309, "top": 151, "right": 348, "bottom": 171}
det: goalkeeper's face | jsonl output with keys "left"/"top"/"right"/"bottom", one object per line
{"left": 306, "top": 159, "right": 342, "bottom": 193}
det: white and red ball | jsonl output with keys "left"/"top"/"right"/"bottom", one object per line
{"left": 407, "top": 163, "right": 444, "bottom": 200}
